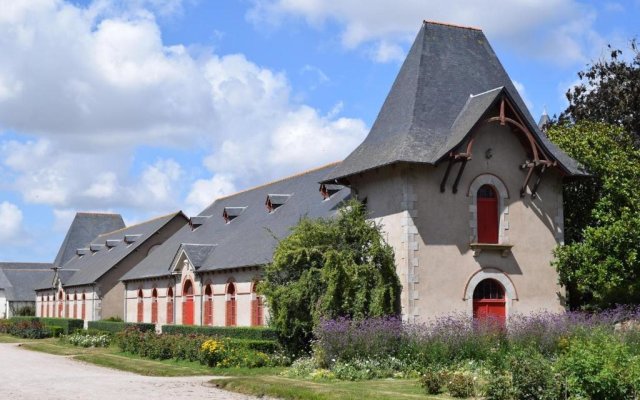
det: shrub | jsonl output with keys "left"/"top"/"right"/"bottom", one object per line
{"left": 8, "top": 320, "right": 51, "bottom": 339}
{"left": 508, "top": 348, "right": 558, "bottom": 400}
{"left": 447, "top": 371, "right": 476, "bottom": 398}
{"left": 88, "top": 320, "right": 155, "bottom": 334}
{"left": 11, "top": 317, "right": 84, "bottom": 334}
{"left": 200, "top": 339, "right": 225, "bottom": 367}
{"left": 484, "top": 373, "right": 515, "bottom": 400}
{"left": 13, "top": 305, "right": 35, "bottom": 316}
{"left": 65, "top": 332, "right": 110, "bottom": 347}
{"left": 420, "top": 368, "right": 446, "bottom": 395}
{"left": 49, "top": 326, "right": 63, "bottom": 337}
{"left": 161, "top": 324, "right": 277, "bottom": 340}
{"left": 283, "top": 357, "right": 318, "bottom": 378}
{"left": 556, "top": 329, "right": 637, "bottom": 400}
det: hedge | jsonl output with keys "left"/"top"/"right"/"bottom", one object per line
{"left": 161, "top": 325, "right": 277, "bottom": 340}
{"left": 88, "top": 320, "right": 155, "bottom": 334}
{"left": 10, "top": 317, "right": 83, "bottom": 334}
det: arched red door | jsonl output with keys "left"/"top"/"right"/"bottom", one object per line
{"left": 166, "top": 287, "right": 174, "bottom": 324}
{"left": 137, "top": 289, "right": 144, "bottom": 323}
{"left": 473, "top": 279, "right": 506, "bottom": 326}
{"left": 58, "top": 291, "right": 64, "bottom": 318}
{"left": 477, "top": 185, "right": 499, "bottom": 243}
{"left": 182, "top": 280, "right": 194, "bottom": 325}
{"left": 226, "top": 283, "right": 236, "bottom": 327}
{"left": 151, "top": 288, "right": 158, "bottom": 324}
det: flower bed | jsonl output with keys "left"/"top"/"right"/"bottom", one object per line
{"left": 64, "top": 332, "right": 111, "bottom": 347}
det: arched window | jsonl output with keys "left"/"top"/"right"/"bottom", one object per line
{"left": 204, "top": 285, "right": 213, "bottom": 326}
{"left": 477, "top": 185, "right": 499, "bottom": 244}
{"left": 472, "top": 279, "right": 506, "bottom": 325}
{"left": 182, "top": 280, "right": 194, "bottom": 325}
{"left": 251, "top": 282, "right": 264, "bottom": 326}
{"left": 137, "top": 289, "right": 144, "bottom": 323}
{"left": 225, "top": 282, "right": 237, "bottom": 327}
{"left": 81, "top": 293, "right": 86, "bottom": 320}
{"left": 40, "top": 296, "right": 44, "bottom": 317}
{"left": 151, "top": 288, "right": 158, "bottom": 324}
{"left": 166, "top": 287, "right": 174, "bottom": 324}
{"left": 73, "top": 293, "right": 78, "bottom": 319}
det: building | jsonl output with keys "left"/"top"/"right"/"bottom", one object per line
{"left": 35, "top": 212, "right": 188, "bottom": 322}
{"left": 320, "top": 21, "right": 586, "bottom": 322}
{"left": 40, "top": 21, "right": 586, "bottom": 327}
{"left": 121, "top": 165, "right": 350, "bottom": 326}
{"left": 0, "top": 263, "right": 53, "bottom": 318}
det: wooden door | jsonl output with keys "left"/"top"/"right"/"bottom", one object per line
{"left": 477, "top": 185, "right": 499, "bottom": 243}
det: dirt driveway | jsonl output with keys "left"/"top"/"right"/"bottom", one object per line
{"left": 0, "top": 343, "right": 265, "bottom": 400}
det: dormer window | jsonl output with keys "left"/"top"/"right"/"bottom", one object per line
{"left": 105, "top": 239, "right": 120, "bottom": 249}
{"left": 223, "top": 207, "right": 246, "bottom": 223}
{"left": 76, "top": 248, "right": 89, "bottom": 257}
{"left": 190, "top": 215, "right": 211, "bottom": 230}
{"left": 265, "top": 194, "right": 291, "bottom": 213}
{"left": 319, "top": 184, "right": 342, "bottom": 200}
{"left": 89, "top": 243, "right": 105, "bottom": 253}
{"left": 124, "top": 234, "right": 141, "bottom": 244}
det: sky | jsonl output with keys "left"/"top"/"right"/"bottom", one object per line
{"left": 0, "top": 0, "right": 638, "bottom": 263}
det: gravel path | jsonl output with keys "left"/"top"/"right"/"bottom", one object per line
{"left": 0, "top": 343, "right": 266, "bottom": 400}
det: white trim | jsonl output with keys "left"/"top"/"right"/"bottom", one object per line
{"left": 468, "top": 174, "right": 510, "bottom": 243}
{"left": 464, "top": 268, "right": 517, "bottom": 319}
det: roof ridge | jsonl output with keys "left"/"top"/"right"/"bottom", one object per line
{"left": 97, "top": 211, "right": 181, "bottom": 238}
{"left": 75, "top": 212, "right": 122, "bottom": 216}
{"left": 423, "top": 20, "right": 481, "bottom": 31}
{"left": 215, "top": 161, "right": 341, "bottom": 202}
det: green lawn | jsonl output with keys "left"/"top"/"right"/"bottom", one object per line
{"left": 1, "top": 334, "right": 457, "bottom": 399}
{"left": 212, "top": 375, "right": 457, "bottom": 400}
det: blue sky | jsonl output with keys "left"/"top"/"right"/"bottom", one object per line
{"left": 0, "top": 0, "right": 638, "bottom": 262}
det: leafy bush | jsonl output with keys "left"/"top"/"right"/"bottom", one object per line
{"left": 161, "top": 324, "right": 277, "bottom": 340}
{"left": 11, "top": 317, "right": 84, "bottom": 334}
{"left": 13, "top": 305, "right": 35, "bottom": 316}
{"left": 49, "top": 326, "right": 63, "bottom": 337}
{"left": 446, "top": 371, "right": 476, "bottom": 398}
{"left": 283, "top": 357, "right": 318, "bottom": 378}
{"left": 8, "top": 320, "right": 51, "bottom": 339}
{"left": 420, "top": 368, "right": 446, "bottom": 395}
{"left": 556, "top": 329, "right": 638, "bottom": 400}
{"left": 65, "top": 333, "right": 110, "bottom": 347}
{"left": 88, "top": 320, "right": 155, "bottom": 334}
{"left": 484, "top": 373, "right": 515, "bottom": 400}
{"left": 508, "top": 348, "right": 558, "bottom": 400}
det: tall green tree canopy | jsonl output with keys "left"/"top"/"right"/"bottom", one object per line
{"left": 562, "top": 41, "right": 640, "bottom": 142}
{"left": 548, "top": 121, "right": 640, "bottom": 309}
{"left": 260, "top": 200, "right": 401, "bottom": 354}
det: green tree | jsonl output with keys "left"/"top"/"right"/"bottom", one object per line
{"left": 260, "top": 199, "right": 401, "bottom": 354}
{"left": 561, "top": 40, "right": 640, "bottom": 142}
{"left": 548, "top": 121, "right": 640, "bottom": 309}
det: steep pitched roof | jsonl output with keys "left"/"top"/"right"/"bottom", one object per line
{"left": 122, "top": 163, "right": 351, "bottom": 281}
{"left": 57, "top": 212, "right": 187, "bottom": 287}
{"left": 53, "top": 213, "right": 125, "bottom": 268}
{"left": 0, "top": 262, "right": 53, "bottom": 270}
{"left": 323, "top": 21, "right": 585, "bottom": 183}
{"left": 0, "top": 268, "right": 53, "bottom": 301}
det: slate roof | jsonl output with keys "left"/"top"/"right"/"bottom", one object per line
{"left": 323, "top": 21, "right": 586, "bottom": 183}
{"left": 0, "top": 262, "right": 53, "bottom": 270}
{"left": 34, "top": 269, "right": 78, "bottom": 292}
{"left": 53, "top": 213, "right": 125, "bottom": 268}
{"left": 50, "top": 212, "right": 186, "bottom": 288}
{"left": 122, "top": 163, "right": 350, "bottom": 281}
{"left": 0, "top": 269, "right": 54, "bottom": 301}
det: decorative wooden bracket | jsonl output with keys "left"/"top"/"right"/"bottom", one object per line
{"left": 519, "top": 160, "right": 554, "bottom": 198}
{"left": 440, "top": 153, "right": 471, "bottom": 193}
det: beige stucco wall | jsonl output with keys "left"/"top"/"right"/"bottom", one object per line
{"left": 351, "top": 123, "right": 565, "bottom": 322}
{"left": 124, "top": 256, "right": 268, "bottom": 328}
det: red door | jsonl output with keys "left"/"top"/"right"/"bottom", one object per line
{"left": 477, "top": 185, "right": 499, "bottom": 243}
{"left": 182, "top": 280, "right": 194, "bottom": 325}
{"left": 473, "top": 279, "right": 506, "bottom": 326}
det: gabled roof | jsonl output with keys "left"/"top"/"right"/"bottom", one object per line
{"left": 0, "top": 267, "right": 54, "bottom": 301}
{"left": 0, "top": 262, "right": 53, "bottom": 270}
{"left": 53, "top": 212, "right": 187, "bottom": 288}
{"left": 34, "top": 269, "right": 78, "bottom": 292}
{"left": 53, "top": 212, "right": 125, "bottom": 268}
{"left": 171, "top": 244, "right": 217, "bottom": 270}
{"left": 122, "top": 163, "right": 351, "bottom": 281}
{"left": 323, "top": 21, "right": 585, "bottom": 183}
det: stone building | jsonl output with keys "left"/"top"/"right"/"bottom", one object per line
{"left": 35, "top": 212, "right": 187, "bottom": 322}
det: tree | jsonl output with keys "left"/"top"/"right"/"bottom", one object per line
{"left": 548, "top": 121, "right": 640, "bottom": 309}
{"left": 561, "top": 40, "right": 640, "bottom": 142}
{"left": 260, "top": 199, "right": 401, "bottom": 354}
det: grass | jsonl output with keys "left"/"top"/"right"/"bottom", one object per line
{"left": 212, "top": 375, "right": 455, "bottom": 400}
{"left": 1, "top": 334, "right": 453, "bottom": 399}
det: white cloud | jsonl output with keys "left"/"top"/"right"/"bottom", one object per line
{"left": 513, "top": 80, "right": 534, "bottom": 113}
{"left": 0, "top": 201, "right": 24, "bottom": 242}
{"left": 248, "top": 0, "right": 603, "bottom": 65}
{"left": 0, "top": 0, "right": 367, "bottom": 218}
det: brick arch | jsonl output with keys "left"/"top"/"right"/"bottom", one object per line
{"left": 137, "top": 289, "right": 144, "bottom": 323}
{"left": 151, "top": 287, "right": 158, "bottom": 324}
{"left": 203, "top": 283, "right": 213, "bottom": 326}
{"left": 225, "top": 280, "right": 237, "bottom": 327}
{"left": 251, "top": 281, "right": 264, "bottom": 327}
{"left": 463, "top": 268, "right": 518, "bottom": 321}
{"left": 182, "top": 279, "right": 195, "bottom": 325}
{"left": 166, "top": 286, "right": 174, "bottom": 324}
